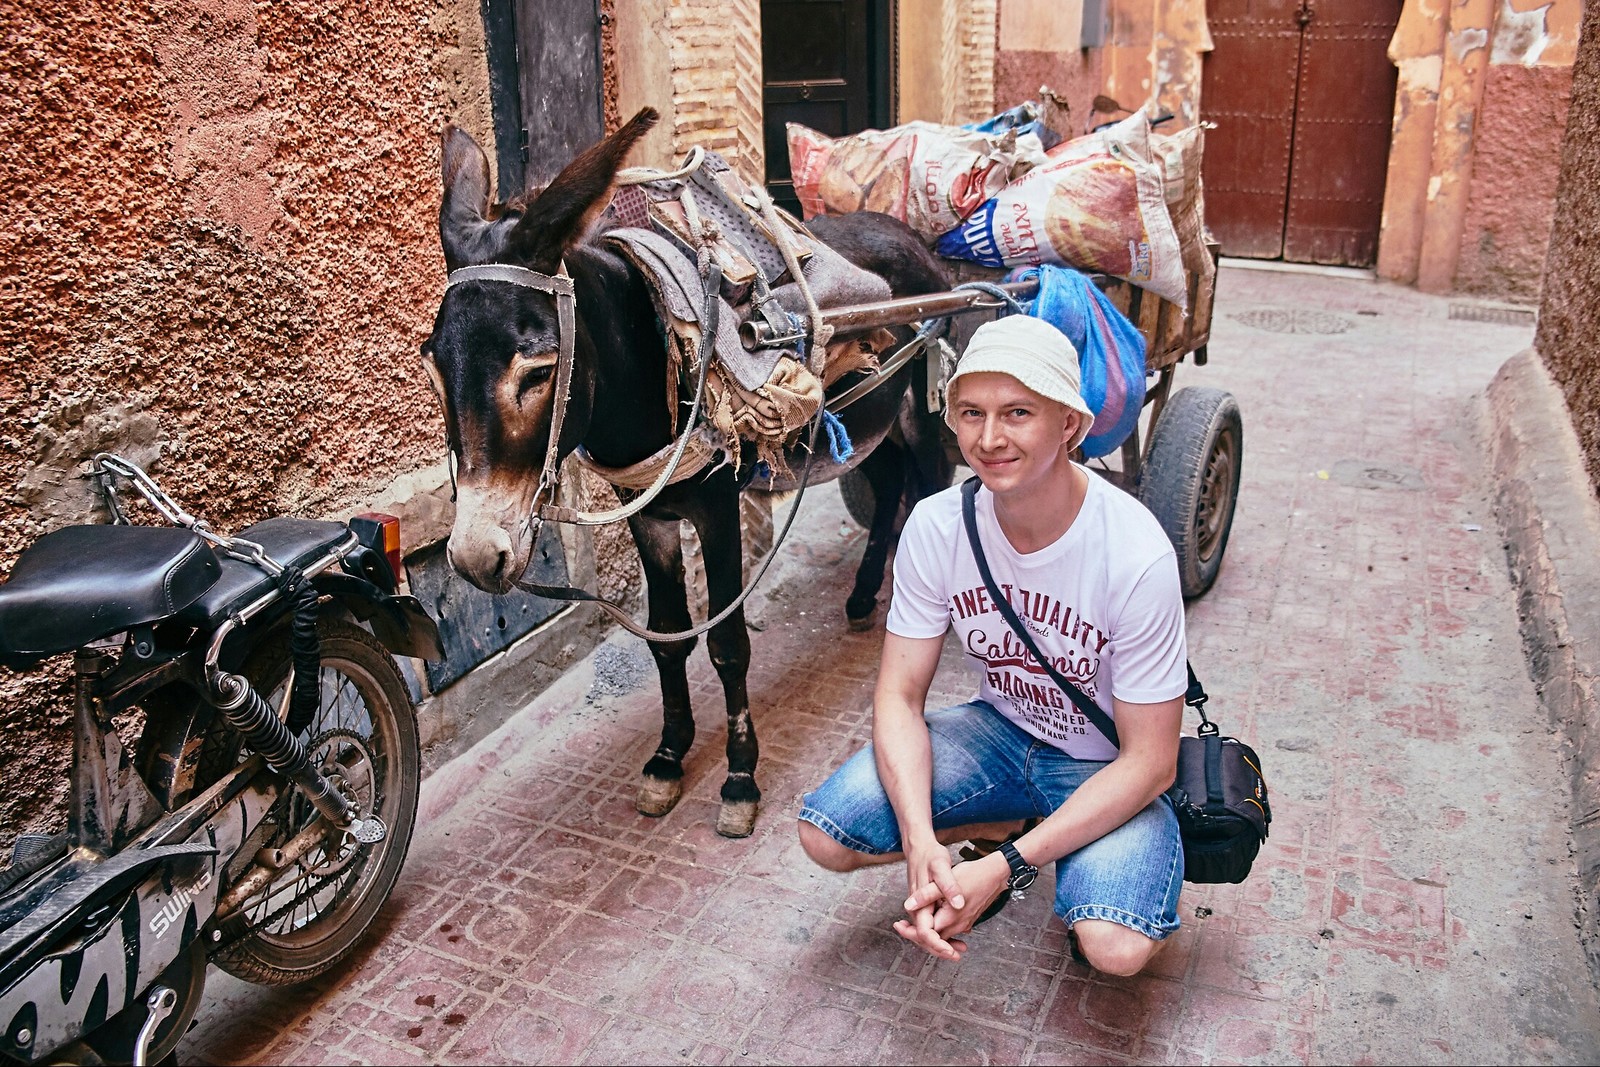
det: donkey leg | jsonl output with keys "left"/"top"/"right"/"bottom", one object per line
{"left": 628, "top": 512, "right": 698, "bottom": 817}
{"left": 691, "top": 492, "right": 760, "bottom": 838}
{"left": 846, "top": 438, "right": 908, "bottom": 629}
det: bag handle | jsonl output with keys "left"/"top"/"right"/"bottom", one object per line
{"left": 960, "top": 477, "right": 1217, "bottom": 759}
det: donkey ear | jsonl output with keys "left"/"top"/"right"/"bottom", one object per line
{"left": 504, "top": 108, "right": 660, "bottom": 272}
{"left": 439, "top": 124, "right": 503, "bottom": 270}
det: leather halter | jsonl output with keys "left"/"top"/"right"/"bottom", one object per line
{"left": 442, "top": 259, "right": 828, "bottom": 644}
{"left": 444, "top": 262, "right": 577, "bottom": 531}
{"left": 439, "top": 222, "right": 841, "bottom": 644}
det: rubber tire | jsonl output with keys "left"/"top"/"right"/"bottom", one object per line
{"left": 837, "top": 464, "right": 931, "bottom": 533}
{"left": 1137, "top": 387, "right": 1243, "bottom": 599}
{"left": 209, "top": 618, "right": 419, "bottom": 986}
{"left": 839, "top": 467, "right": 879, "bottom": 529}
{"left": 80, "top": 941, "right": 207, "bottom": 1066}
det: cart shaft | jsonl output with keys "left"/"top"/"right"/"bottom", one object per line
{"left": 740, "top": 279, "right": 1041, "bottom": 349}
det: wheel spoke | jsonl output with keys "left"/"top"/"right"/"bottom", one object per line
{"left": 208, "top": 620, "right": 418, "bottom": 984}
{"left": 1196, "top": 431, "right": 1236, "bottom": 562}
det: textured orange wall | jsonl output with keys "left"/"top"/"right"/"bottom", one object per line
{"left": 1536, "top": 1, "right": 1600, "bottom": 493}
{"left": 1454, "top": 62, "right": 1574, "bottom": 302}
{"left": 994, "top": 43, "right": 1102, "bottom": 135}
{"left": 0, "top": 0, "right": 490, "bottom": 841}
{"left": 1382, "top": 0, "right": 1580, "bottom": 298}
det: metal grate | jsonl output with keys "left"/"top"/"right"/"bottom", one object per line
{"left": 1449, "top": 303, "right": 1536, "bottom": 326}
{"left": 1230, "top": 308, "right": 1354, "bottom": 335}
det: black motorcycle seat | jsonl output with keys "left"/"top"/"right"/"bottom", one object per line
{"left": 0, "top": 526, "right": 222, "bottom": 663}
{"left": 178, "top": 517, "right": 353, "bottom": 626}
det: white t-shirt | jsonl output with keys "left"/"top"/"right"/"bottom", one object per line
{"left": 886, "top": 471, "right": 1188, "bottom": 761}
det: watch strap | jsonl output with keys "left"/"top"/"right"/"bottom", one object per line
{"left": 998, "top": 840, "right": 1038, "bottom": 889}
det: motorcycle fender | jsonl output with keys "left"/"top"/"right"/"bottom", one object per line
{"left": 313, "top": 573, "right": 444, "bottom": 662}
{"left": 0, "top": 775, "right": 279, "bottom": 1063}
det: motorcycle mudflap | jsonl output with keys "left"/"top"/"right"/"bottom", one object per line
{"left": 313, "top": 572, "right": 444, "bottom": 662}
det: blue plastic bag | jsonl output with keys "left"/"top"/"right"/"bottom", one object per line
{"left": 964, "top": 102, "right": 1063, "bottom": 151}
{"left": 1010, "top": 264, "right": 1147, "bottom": 459}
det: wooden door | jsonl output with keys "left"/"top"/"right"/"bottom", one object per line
{"left": 1200, "top": 0, "right": 1400, "bottom": 266}
{"left": 515, "top": 0, "right": 605, "bottom": 192}
{"left": 761, "top": 0, "right": 892, "bottom": 215}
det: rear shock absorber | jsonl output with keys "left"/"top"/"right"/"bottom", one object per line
{"left": 211, "top": 673, "right": 387, "bottom": 844}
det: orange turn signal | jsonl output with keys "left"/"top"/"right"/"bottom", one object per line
{"left": 352, "top": 511, "right": 403, "bottom": 585}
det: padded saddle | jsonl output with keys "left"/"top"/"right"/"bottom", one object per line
{"left": 0, "top": 525, "right": 221, "bottom": 665}
{"left": 0, "top": 519, "right": 353, "bottom": 667}
{"left": 176, "top": 517, "right": 352, "bottom": 624}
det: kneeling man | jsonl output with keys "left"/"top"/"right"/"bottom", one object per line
{"left": 797, "top": 314, "right": 1187, "bottom": 975}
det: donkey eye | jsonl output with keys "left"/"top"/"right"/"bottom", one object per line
{"left": 517, "top": 363, "right": 554, "bottom": 399}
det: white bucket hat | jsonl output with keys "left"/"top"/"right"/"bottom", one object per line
{"left": 944, "top": 315, "right": 1095, "bottom": 451}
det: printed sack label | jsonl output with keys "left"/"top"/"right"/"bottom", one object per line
{"left": 935, "top": 111, "right": 1188, "bottom": 308}
{"left": 786, "top": 121, "right": 1046, "bottom": 241}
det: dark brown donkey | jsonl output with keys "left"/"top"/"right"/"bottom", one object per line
{"left": 424, "top": 108, "right": 950, "bottom": 836}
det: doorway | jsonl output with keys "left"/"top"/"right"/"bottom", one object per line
{"left": 1199, "top": 0, "right": 1401, "bottom": 267}
{"left": 760, "top": 0, "right": 894, "bottom": 215}
{"left": 513, "top": 0, "right": 605, "bottom": 191}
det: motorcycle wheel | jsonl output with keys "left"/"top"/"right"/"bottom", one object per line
{"left": 206, "top": 617, "right": 419, "bottom": 986}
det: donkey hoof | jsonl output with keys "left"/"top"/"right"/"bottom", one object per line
{"left": 637, "top": 775, "right": 683, "bottom": 817}
{"left": 716, "top": 799, "right": 759, "bottom": 838}
{"left": 845, "top": 598, "right": 879, "bottom": 631}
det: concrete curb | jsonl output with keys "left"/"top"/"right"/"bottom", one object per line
{"left": 1486, "top": 348, "right": 1600, "bottom": 982}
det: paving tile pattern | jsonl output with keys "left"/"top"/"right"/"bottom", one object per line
{"left": 185, "top": 270, "right": 1600, "bottom": 1065}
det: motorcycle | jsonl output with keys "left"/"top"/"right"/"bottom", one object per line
{"left": 0, "top": 454, "right": 442, "bottom": 1065}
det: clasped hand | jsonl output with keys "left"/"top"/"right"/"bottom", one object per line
{"left": 893, "top": 845, "right": 1009, "bottom": 961}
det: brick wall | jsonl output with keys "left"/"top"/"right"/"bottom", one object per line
{"left": 667, "top": 0, "right": 764, "bottom": 184}
{"left": 963, "top": 0, "right": 999, "bottom": 122}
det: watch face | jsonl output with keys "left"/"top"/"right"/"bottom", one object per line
{"left": 1000, "top": 841, "right": 1038, "bottom": 891}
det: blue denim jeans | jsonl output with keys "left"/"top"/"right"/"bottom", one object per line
{"left": 798, "top": 700, "right": 1183, "bottom": 940}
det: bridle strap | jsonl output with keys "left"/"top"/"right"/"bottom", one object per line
{"left": 440, "top": 243, "right": 832, "bottom": 644}
{"left": 446, "top": 264, "right": 575, "bottom": 296}
{"left": 445, "top": 263, "right": 576, "bottom": 524}
{"left": 442, "top": 259, "right": 715, "bottom": 528}
{"left": 545, "top": 272, "right": 576, "bottom": 512}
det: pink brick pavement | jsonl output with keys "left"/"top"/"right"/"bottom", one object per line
{"left": 183, "top": 267, "right": 1600, "bottom": 1065}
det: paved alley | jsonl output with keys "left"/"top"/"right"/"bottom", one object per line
{"left": 183, "top": 266, "right": 1600, "bottom": 1065}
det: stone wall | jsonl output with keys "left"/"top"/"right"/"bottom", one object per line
{"left": 1452, "top": 3, "right": 1579, "bottom": 302}
{"left": 1380, "top": 0, "right": 1581, "bottom": 300}
{"left": 0, "top": 0, "right": 492, "bottom": 842}
{"left": 1536, "top": 1, "right": 1600, "bottom": 494}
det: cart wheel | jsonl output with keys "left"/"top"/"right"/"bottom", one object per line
{"left": 838, "top": 467, "right": 923, "bottom": 532}
{"left": 1137, "top": 387, "right": 1243, "bottom": 599}
{"left": 840, "top": 467, "right": 878, "bottom": 529}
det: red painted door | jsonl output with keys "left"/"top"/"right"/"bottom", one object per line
{"left": 1200, "top": 0, "right": 1401, "bottom": 266}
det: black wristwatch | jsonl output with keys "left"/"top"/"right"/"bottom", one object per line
{"left": 998, "top": 840, "right": 1038, "bottom": 892}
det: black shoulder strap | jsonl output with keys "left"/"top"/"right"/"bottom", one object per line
{"left": 961, "top": 477, "right": 1210, "bottom": 752}
{"left": 961, "top": 477, "right": 1124, "bottom": 748}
